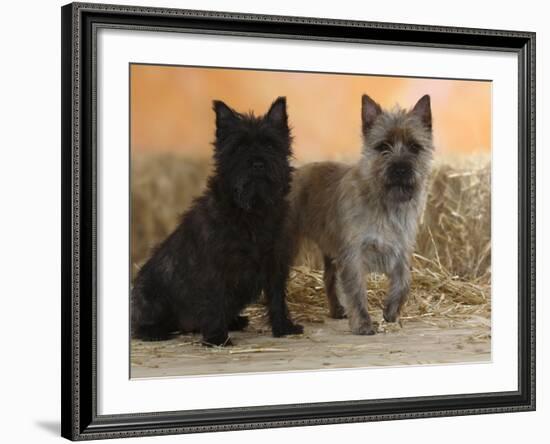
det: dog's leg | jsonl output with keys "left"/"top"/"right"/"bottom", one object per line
{"left": 131, "top": 286, "right": 178, "bottom": 341}
{"left": 323, "top": 255, "right": 346, "bottom": 319}
{"left": 132, "top": 324, "right": 174, "bottom": 342}
{"left": 337, "top": 250, "right": 376, "bottom": 335}
{"left": 200, "top": 297, "right": 232, "bottom": 346}
{"left": 266, "top": 280, "right": 304, "bottom": 337}
{"left": 228, "top": 315, "right": 249, "bottom": 331}
{"left": 383, "top": 259, "right": 411, "bottom": 322}
{"left": 265, "top": 253, "right": 304, "bottom": 337}
{"left": 201, "top": 323, "right": 232, "bottom": 347}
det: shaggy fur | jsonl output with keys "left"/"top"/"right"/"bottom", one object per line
{"left": 131, "top": 97, "right": 303, "bottom": 346}
{"left": 287, "top": 94, "right": 434, "bottom": 335}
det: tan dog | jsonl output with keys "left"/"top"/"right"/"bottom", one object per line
{"left": 286, "top": 94, "right": 434, "bottom": 335}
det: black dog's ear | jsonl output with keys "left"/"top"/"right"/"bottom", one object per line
{"left": 361, "top": 94, "right": 382, "bottom": 134}
{"left": 410, "top": 94, "right": 432, "bottom": 131}
{"left": 213, "top": 100, "right": 238, "bottom": 128}
{"left": 265, "top": 97, "right": 288, "bottom": 129}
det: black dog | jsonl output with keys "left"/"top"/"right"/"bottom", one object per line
{"left": 131, "top": 97, "right": 303, "bottom": 346}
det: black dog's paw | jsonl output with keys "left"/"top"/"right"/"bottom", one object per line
{"left": 202, "top": 334, "right": 233, "bottom": 347}
{"left": 133, "top": 326, "right": 175, "bottom": 342}
{"left": 140, "top": 334, "right": 172, "bottom": 342}
{"left": 228, "top": 315, "right": 250, "bottom": 331}
{"left": 272, "top": 321, "right": 304, "bottom": 337}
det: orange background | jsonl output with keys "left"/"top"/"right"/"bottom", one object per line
{"left": 131, "top": 64, "right": 491, "bottom": 162}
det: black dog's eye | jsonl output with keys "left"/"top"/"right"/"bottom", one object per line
{"left": 409, "top": 142, "right": 423, "bottom": 154}
{"left": 374, "top": 142, "right": 390, "bottom": 153}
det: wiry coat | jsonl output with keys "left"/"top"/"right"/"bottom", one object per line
{"left": 131, "top": 97, "right": 303, "bottom": 346}
{"left": 286, "top": 95, "right": 434, "bottom": 334}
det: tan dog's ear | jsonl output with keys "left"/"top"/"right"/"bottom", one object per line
{"left": 410, "top": 95, "right": 432, "bottom": 130}
{"left": 361, "top": 94, "right": 382, "bottom": 134}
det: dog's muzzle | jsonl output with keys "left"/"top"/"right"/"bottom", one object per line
{"left": 386, "top": 161, "right": 416, "bottom": 201}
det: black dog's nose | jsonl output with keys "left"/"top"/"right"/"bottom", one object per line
{"left": 252, "top": 161, "right": 265, "bottom": 171}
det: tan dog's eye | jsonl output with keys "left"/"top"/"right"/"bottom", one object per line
{"left": 374, "top": 142, "right": 390, "bottom": 153}
{"left": 409, "top": 142, "right": 422, "bottom": 154}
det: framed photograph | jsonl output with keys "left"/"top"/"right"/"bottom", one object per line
{"left": 61, "top": 2, "right": 535, "bottom": 440}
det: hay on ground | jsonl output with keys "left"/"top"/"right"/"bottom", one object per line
{"left": 243, "top": 260, "right": 490, "bottom": 331}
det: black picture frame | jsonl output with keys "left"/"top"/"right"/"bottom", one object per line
{"left": 61, "top": 2, "right": 536, "bottom": 440}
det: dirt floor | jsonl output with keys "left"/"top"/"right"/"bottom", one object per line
{"left": 130, "top": 308, "right": 491, "bottom": 378}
